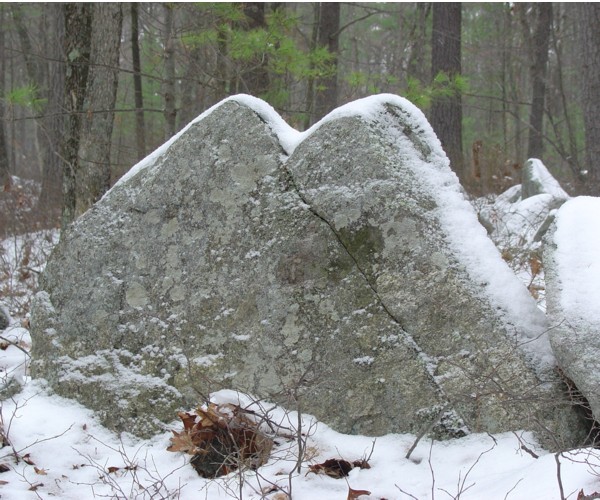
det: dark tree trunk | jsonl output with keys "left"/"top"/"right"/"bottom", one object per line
{"left": 430, "top": 2, "right": 463, "bottom": 181}
{"left": 163, "top": 3, "right": 176, "bottom": 140}
{"left": 76, "top": 3, "right": 122, "bottom": 216}
{"left": 131, "top": 3, "right": 146, "bottom": 161}
{"left": 61, "top": 3, "right": 92, "bottom": 227}
{"left": 527, "top": 3, "right": 552, "bottom": 160}
{"left": 303, "top": 3, "right": 321, "bottom": 129}
{"left": 578, "top": 3, "right": 600, "bottom": 194}
{"left": 0, "top": 10, "right": 10, "bottom": 191}
{"left": 314, "top": 2, "right": 340, "bottom": 121}
{"left": 241, "top": 3, "right": 270, "bottom": 96}
{"left": 406, "top": 3, "right": 431, "bottom": 85}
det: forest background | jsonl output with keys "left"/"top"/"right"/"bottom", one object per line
{"left": 0, "top": 2, "right": 598, "bottom": 234}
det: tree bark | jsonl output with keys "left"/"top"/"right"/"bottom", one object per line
{"left": 61, "top": 3, "right": 92, "bottom": 227}
{"left": 75, "top": 3, "right": 122, "bottom": 216}
{"left": 303, "top": 3, "right": 321, "bottom": 129}
{"left": 240, "top": 3, "right": 270, "bottom": 96}
{"left": 527, "top": 3, "right": 552, "bottom": 160}
{"left": 578, "top": 3, "right": 600, "bottom": 194}
{"left": 430, "top": 2, "right": 463, "bottom": 181}
{"left": 0, "top": 9, "right": 10, "bottom": 191}
{"left": 314, "top": 2, "right": 340, "bottom": 121}
{"left": 131, "top": 3, "right": 146, "bottom": 161}
{"left": 163, "top": 3, "right": 176, "bottom": 140}
{"left": 406, "top": 3, "right": 431, "bottom": 85}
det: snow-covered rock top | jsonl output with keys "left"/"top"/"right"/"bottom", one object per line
{"left": 550, "top": 196, "right": 600, "bottom": 326}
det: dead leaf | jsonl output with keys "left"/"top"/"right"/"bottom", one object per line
{"left": 168, "top": 402, "right": 274, "bottom": 478}
{"left": 34, "top": 467, "right": 47, "bottom": 476}
{"left": 530, "top": 255, "right": 542, "bottom": 276}
{"left": 352, "top": 459, "right": 371, "bottom": 470}
{"left": 577, "top": 489, "right": 600, "bottom": 500}
{"left": 308, "top": 459, "right": 354, "bottom": 478}
{"left": 0, "top": 480, "right": 8, "bottom": 485}
{"left": 261, "top": 485, "right": 280, "bottom": 495}
{"left": 166, "top": 429, "right": 203, "bottom": 454}
{"left": 348, "top": 487, "right": 371, "bottom": 499}
{"left": 22, "top": 454, "right": 35, "bottom": 466}
{"left": 107, "top": 466, "right": 120, "bottom": 474}
{"left": 28, "top": 482, "right": 43, "bottom": 491}
{"left": 0, "top": 464, "right": 9, "bottom": 473}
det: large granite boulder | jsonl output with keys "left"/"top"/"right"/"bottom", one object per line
{"left": 544, "top": 196, "right": 600, "bottom": 422}
{"left": 31, "top": 95, "right": 585, "bottom": 446}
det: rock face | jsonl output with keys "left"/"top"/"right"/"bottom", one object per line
{"left": 545, "top": 197, "right": 600, "bottom": 423}
{"left": 31, "top": 95, "right": 585, "bottom": 446}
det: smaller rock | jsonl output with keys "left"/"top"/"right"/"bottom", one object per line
{"left": 480, "top": 159, "right": 569, "bottom": 248}
{"left": 544, "top": 196, "right": 600, "bottom": 423}
{"left": 0, "top": 303, "right": 9, "bottom": 331}
{"left": 521, "top": 158, "right": 569, "bottom": 200}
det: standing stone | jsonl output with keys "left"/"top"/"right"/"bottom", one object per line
{"left": 31, "top": 95, "right": 586, "bottom": 447}
{"left": 545, "top": 197, "right": 600, "bottom": 424}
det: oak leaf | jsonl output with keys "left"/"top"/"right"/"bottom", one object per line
{"left": 348, "top": 487, "right": 371, "bottom": 499}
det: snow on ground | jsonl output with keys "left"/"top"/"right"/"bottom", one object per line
{"left": 0, "top": 212, "right": 599, "bottom": 499}
{"left": 0, "top": 380, "right": 599, "bottom": 500}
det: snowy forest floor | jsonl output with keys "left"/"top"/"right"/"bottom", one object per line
{"left": 0, "top": 189, "right": 599, "bottom": 499}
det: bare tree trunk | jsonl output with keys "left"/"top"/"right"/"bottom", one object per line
{"left": 11, "top": 4, "right": 65, "bottom": 217}
{"left": 303, "top": 3, "right": 320, "bottom": 129}
{"left": 163, "top": 3, "right": 176, "bottom": 140}
{"left": 131, "top": 3, "right": 146, "bottom": 161}
{"left": 241, "top": 3, "right": 270, "bottom": 96}
{"left": 76, "top": 3, "right": 122, "bottom": 216}
{"left": 61, "top": 3, "right": 92, "bottom": 227}
{"left": 406, "top": 3, "right": 431, "bottom": 85}
{"left": 314, "top": 2, "right": 340, "bottom": 121}
{"left": 0, "top": 8, "right": 10, "bottom": 191}
{"left": 430, "top": 2, "right": 463, "bottom": 181}
{"left": 578, "top": 3, "right": 600, "bottom": 194}
{"left": 527, "top": 3, "right": 552, "bottom": 160}
{"left": 550, "top": 7, "right": 580, "bottom": 177}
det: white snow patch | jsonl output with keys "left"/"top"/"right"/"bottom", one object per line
{"left": 353, "top": 355, "right": 375, "bottom": 366}
{"left": 527, "top": 158, "right": 570, "bottom": 199}
{"left": 552, "top": 196, "right": 600, "bottom": 326}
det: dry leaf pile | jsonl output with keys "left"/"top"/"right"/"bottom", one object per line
{"left": 307, "top": 458, "right": 371, "bottom": 478}
{"left": 167, "top": 402, "right": 273, "bottom": 478}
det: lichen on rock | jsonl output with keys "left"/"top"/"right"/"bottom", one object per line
{"left": 30, "top": 95, "right": 587, "bottom": 447}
